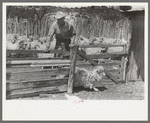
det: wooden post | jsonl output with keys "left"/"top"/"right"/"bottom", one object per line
{"left": 19, "top": 19, "right": 21, "bottom": 36}
{"left": 120, "top": 45, "right": 127, "bottom": 80}
{"left": 120, "top": 56, "right": 126, "bottom": 80}
{"left": 67, "top": 45, "right": 77, "bottom": 93}
{"left": 14, "top": 17, "right": 17, "bottom": 34}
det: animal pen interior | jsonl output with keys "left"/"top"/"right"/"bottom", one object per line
{"left": 6, "top": 6, "right": 145, "bottom": 99}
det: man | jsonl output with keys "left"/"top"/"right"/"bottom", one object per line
{"left": 46, "top": 11, "right": 76, "bottom": 52}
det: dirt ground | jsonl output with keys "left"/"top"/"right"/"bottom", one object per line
{"left": 14, "top": 81, "right": 145, "bottom": 100}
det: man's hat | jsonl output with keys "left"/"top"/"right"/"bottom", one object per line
{"left": 55, "top": 11, "right": 66, "bottom": 19}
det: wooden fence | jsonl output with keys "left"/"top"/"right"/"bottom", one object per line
{"left": 6, "top": 42, "right": 128, "bottom": 99}
{"left": 6, "top": 14, "right": 131, "bottom": 41}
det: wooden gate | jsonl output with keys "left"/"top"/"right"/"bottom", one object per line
{"left": 67, "top": 43, "right": 128, "bottom": 93}
{"left": 6, "top": 49, "right": 71, "bottom": 99}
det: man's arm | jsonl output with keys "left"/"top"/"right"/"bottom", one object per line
{"left": 70, "top": 25, "right": 76, "bottom": 44}
{"left": 70, "top": 25, "right": 76, "bottom": 37}
{"left": 46, "top": 24, "right": 55, "bottom": 50}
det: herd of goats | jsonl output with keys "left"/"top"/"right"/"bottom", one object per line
{"left": 6, "top": 34, "right": 129, "bottom": 58}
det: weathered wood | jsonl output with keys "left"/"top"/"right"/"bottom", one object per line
{"left": 6, "top": 66, "right": 42, "bottom": 73}
{"left": 87, "top": 54, "right": 127, "bottom": 59}
{"left": 122, "top": 44, "right": 127, "bottom": 54}
{"left": 103, "top": 70, "right": 119, "bottom": 84}
{"left": 76, "top": 62, "right": 121, "bottom": 66}
{"left": 67, "top": 46, "right": 77, "bottom": 93}
{"left": 76, "top": 60, "right": 121, "bottom": 64}
{"left": 6, "top": 84, "right": 68, "bottom": 100}
{"left": 6, "top": 59, "right": 71, "bottom": 65}
{"left": 6, "top": 53, "right": 82, "bottom": 61}
{"left": 7, "top": 86, "right": 59, "bottom": 96}
{"left": 7, "top": 68, "right": 69, "bottom": 74}
{"left": 7, "top": 77, "right": 68, "bottom": 83}
{"left": 6, "top": 50, "right": 69, "bottom": 54}
{"left": 77, "top": 50, "right": 119, "bottom": 84}
{"left": 7, "top": 64, "right": 35, "bottom": 68}
{"left": 7, "top": 58, "right": 64, "bottom": 61}
{"left": 7, "top": 62, "right": 120, "bottom": 69}
{"left": 31, "top": 63, "right": 70, "bottom": 67}
{"left": 79, "top": 44, "right": 125, "bottom": 48}
{"left": 93, "top": 79, "right": 125, "bottom": 86}
{"left": 77, "top": 50, "right": 97, "bottom": 65}
{"left": 127, "top": 79, "right": 143, "bottom": 82}
{"left": 7, "top": 78, "right": 68, "bottom": 90}
{"left": 120, "top": 56, "right": 126, "bottom": 80}
{"left": 7, "top": 12, "right": 131, "bottom": 42}
{"left": 7, "top": 68, "right": 69, "bottom": 81}
{"left": 128, "top": 51, "right": 139, "bottom": 80}
{"left": 103, "top": 74, "right": 120, "bottom": 79}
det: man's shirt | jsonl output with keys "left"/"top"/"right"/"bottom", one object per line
{"left": 48, "top": 21, "right": 75, "bottom": 40}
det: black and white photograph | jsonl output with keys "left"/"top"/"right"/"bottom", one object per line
{"left": 2, "top": 2, "right": 148, "bottom": 121}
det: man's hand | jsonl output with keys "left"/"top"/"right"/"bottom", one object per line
{"left": 44, "top": 47, "right": 50, "bottom": 53}
{"left": 44, "top": 43, "right": 50, "bottom": 53}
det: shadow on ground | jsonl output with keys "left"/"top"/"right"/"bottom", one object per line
{"left": 73, "top": 86, "right": 108, "bottom": 93}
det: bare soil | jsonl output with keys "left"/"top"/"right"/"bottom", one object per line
{"left": 14, "top": 81, "right": 144, "bottom": 100}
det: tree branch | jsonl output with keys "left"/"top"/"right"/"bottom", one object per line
{"left": 7, "top": 6, "right": 16, "bottom": 18}
{"left": 39, "top": 7, "right": 48, "bottom": 19}
{"left": 32, "top": 7, "right": 40, "bottom": 19}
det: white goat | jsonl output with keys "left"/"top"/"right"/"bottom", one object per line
{"left": 77, "top": 35, "right": 102, "bottom": 55}
{"left": 6, "top": 35, "right": 21, "bottom": 50}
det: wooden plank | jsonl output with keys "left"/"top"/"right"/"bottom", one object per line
{"left": 62, "top": 52, "right": 70, "bottom": 57}
{"left": 122, "top": 45, "right": 126, "bottom": 54}
{"left": 76, "top": 60, "right": 121, "bottom": 64}
{"left": 7, "top": 68, "right": 70, "bottom": 74}
{"left": 7, "top": 64, "right": 35, "bottom": 68}
{"left": 9, "top": 61, "right": 120, "bottom": 68}
{"left": 103, "top": 74, "right": 120, "bottom": 79}
{"left": 6, "top": 84, "right": 68, "bottom": 100}
{"left": 77, "top": 50, "right": 97, "bottom": 65}
{"left": 87, "top": 54, "right": 128, "bottom": 59}
{"left": 6, "top": 66, "right": 42, "bottom": 73}
{"left": 93, "top": 79, "right": 125, "bottom": 86}
{"left": 42, "top": 65, "right": 70, "bottom": 69}
{"left": 6, "top": 50, "right": 68, "bottom": 54}
{"left": 6, "top": 68, "right": 69, "bottom": 81}
{"left": 31, "top": 63, "right": 70, "bottom": 67}
{"left": 127, "top": 79, "right": 143, "bottom": 82}
{"left": 7, "top": 58, "right": 64, "bottom": 61}
{"left": 103, "top": 70, "right": 119, "bottom": 83}
{"left": 6, "top": 78, "right": 68, "bottom": 90}
{"left": 77, "top": 50, "right": 119, "bottom": 84}
{"left": 6, "top": 55, "right": 83, "bottom": 61}
{"left": 6, "top": 60, "right": 71, "bottom": 65}
{"left": 6, "top": 77, "right": 69, "bottom": 84}
{"left": 67, "top": 46, "right": 77, "bottom": 93}
{"left": 42, "top": 65, "right": 120, "bottom": 73}
{"left": 76, "top": 63, "right": 121, "bottom": 67}
{"left": 77, "top": 55, "right": 84, "bottom": 60}
{"left": 79, "top": 44, "right": 125, "bottom": 48}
